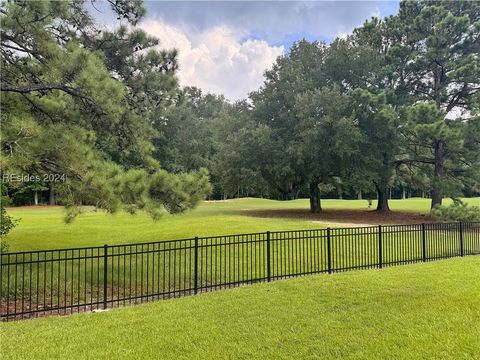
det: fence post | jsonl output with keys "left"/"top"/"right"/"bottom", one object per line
{"left": 459, "top": 222, "right": 464, "bottom": 257}
{"left": 378, "top": 225, "right": 383, "bottom": 269}
{"left": 266, "top": 231, "right": 271, "bottom": 282}
{"left": 103, "top": 244, "right": 108, "bottom": 310}
{"left": 327, "top": 228, "right": 332, "bottom": 274}
{"left": 194, "top": 236, "right": 199, "bottom": 295}
{"left": 422, "top": 223, "right": 426, "bottom": 262}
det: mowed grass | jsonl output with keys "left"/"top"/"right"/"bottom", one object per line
{"left": 4, "top": 197, "right": 480, "bottom": 252}
{"left": 1, "top": 257, "right": 479, "bottom": 360}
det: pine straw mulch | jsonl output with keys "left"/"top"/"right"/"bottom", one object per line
{"left": 240, "top": 208, "right": 436, "bottom": 226}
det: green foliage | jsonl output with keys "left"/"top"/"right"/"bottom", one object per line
{"left": 1, "top": 1, "right": 130, "bottom": 212}
{"left": 1, "top": 0, "right": 478, "bottom": 218}
{"left": 323, "top": 1, "right": 480, "bottom": 209}
{"left": 431, "top": 201, "right": 480, "bottom": 222}
{"left": 149, "top": 168, "right": 212, "bottom": 214}
{"left": 295, "top": 85, "right": 362, "bottom": 185}
{"left": 404, "top": 102, "right": 471, "bottom": 203}
{"left": 0, "top": 205, "right": 19, "bottom": 252}
{"left": 215, "top": 3, "right": 479, "bottom": 208}
{"left": 64, "top": 206, "right": 84, "bottom": 225}
{"left": 350, "top": 89, "right": 404, "bottom": 210}
{"left": 0, "top": 0, "right": 212, "bottom": 222}
{"left": 392, "top": 1, "right": 479, "bottom": 207}
{"left": 155, "top": 87, "right": 226, "bottom": 173}
{"left": 0, "top": 205, "right": 18, "bottom": 238}
{"left": 212, "top": 101, "right": 273, "bottom": 198}
{"left": 249, "top": 41, "right": 329, "bottom": 198}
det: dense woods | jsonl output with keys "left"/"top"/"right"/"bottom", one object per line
{"left": 1, "top": 0, "right": 479, "bottom": 217}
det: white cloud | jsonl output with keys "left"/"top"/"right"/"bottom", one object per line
{"left": 140, "top": 19, "right": 284, "bottom": 101}
{"left": 142, "top": 1, "right": 399, "bottom": 44}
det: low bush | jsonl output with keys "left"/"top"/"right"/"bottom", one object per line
{"left": 1, "top": 205, "right": 19, "bottom": 253}
{"left": 431, "top": 200, "right": 480, "bottom": 222}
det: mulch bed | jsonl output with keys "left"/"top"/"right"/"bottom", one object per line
{"left": 241, "top": 208, "right": 436, "bottom": 225}
{"left": 5, "top": 205, "right": 62, "bottom": 210}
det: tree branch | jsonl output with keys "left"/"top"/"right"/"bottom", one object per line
{"left": 1, "top": 83, "right": 92, "bottom": 101}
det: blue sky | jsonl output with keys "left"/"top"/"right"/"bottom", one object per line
{"left": 144, "top": 1, "right": 399, "bottom": 47}
{"left": 93, "top": 1, "right": 400, "bottom": 100}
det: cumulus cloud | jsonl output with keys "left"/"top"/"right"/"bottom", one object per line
{"left": 91, "top": 2, "right": 399, "bottom": 100}
{"left": 140, "top": 19, "right": 284, "bottom": 101}
{"left": 144, "top": 1, "right": 399, "bottom": 44}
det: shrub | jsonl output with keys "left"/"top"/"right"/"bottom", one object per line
{"left": 0, "top": 205, "right": 19, "bottom": 253}
{"left": 431, "top": 201, "right": 480, "bottom": 222}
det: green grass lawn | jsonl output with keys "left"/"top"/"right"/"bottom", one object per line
{"left": 4, "top": 197, "right": 480, "bottom": 252}
{"left": 1, "top": 257, "right": 479, "bottom": 360}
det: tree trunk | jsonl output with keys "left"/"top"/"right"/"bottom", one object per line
{"left": 309, "top": 182, "right": 321, "bottom": 213}
{"left": 402, "top": 187, "right": 406, "bottom": 200}
{"left": 431, "top": 140, "right": 445, "bottom": 209}
{"left": 357, "top": 191, "right": 362, "bottom": 200}
{"left": 376, "top": 152, "right": 392, "bottom": 211}
{"left": 34, "top": 191, "right": 38, "bottom": 205}
{"left": 48, "top": 185, "right": 55, "bottom": 205}
{"left": 376, "top": 186, "right": 390, "bottom": 212}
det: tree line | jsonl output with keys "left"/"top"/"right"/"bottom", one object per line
{"left": 156, "top": 0, "right": 480, "bottom": 213}
{"left": 1, "top": 0, "right": 479, "bottom": 218}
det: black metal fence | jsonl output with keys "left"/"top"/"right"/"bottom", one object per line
{"left": 1, "top": 222, "right": 479, "bottom": 321}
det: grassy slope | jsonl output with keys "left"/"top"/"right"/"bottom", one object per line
{"left": 1, "top": 257, "right": 479, "bottom": 360}
{"left": 5, "top": 198, "right": 480, "bottom": 251}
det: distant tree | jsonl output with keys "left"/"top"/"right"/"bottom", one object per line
{"left": 212, "top": 101, "right": 273, "bottom": 199}
{"left": 385, "top": 1, "right": 480, "bottom": 208}
{"left": 400, "top": 2, "right": 479, "bottom": 207}
{"left": 322, "top": 17, "right": 409, "bottom": 211}
{"left": 349, "top": 89, "right": 400, "bottom": 211}
{"left": 294, "top": 86, "right": 362, "bottom": 212}
{"left": 90, "top": 24, "right": 179, "bottom": 169}
{"left": 328, "top": 0, "right": 480, "bottom": 209}
{"left": 249, "top": 41, "right": 332, "bottom": 210}
{"left": 404, "top": 103, "right": 480, "bottom": 207}
{"left": 154, "top": 87, "right": 226, "bottom": 173}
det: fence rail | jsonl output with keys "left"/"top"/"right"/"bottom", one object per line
{"left": 1, "top": 222, "right": 479, "bottom": 321}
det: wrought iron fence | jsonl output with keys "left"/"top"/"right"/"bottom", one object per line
{"left": 1, "top": 222, "right": 479, "bottom": 321}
